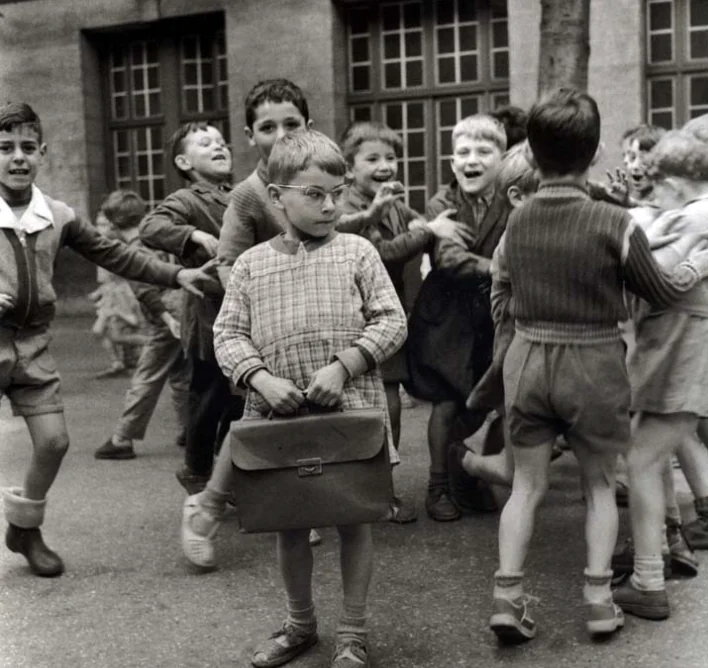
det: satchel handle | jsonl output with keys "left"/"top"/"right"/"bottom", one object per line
{"left": 267, "top": 400, "right": 344, "bottom": 420}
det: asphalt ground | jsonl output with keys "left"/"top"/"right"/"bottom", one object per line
{"left": 1, "top": 317, "right": 707, "bottom": 668}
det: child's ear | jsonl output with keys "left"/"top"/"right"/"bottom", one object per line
{"left": 306, "top": 119, "right": 314, "bottom": 130}
{"left": 507, "top": 185, "right": 526, "bottom": 208}
{"left": 267, "top": 184, "right": 285, "bottom": 209}
{"left": 174, "top": 154, "right": 191, "bottom": 173}
{"left": 244, "top": 126, "right": 255, "bottom": 147}
{"left": 591, "top": 141, "right": 605, "bottom": 167}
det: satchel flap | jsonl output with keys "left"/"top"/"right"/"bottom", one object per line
{"left": 231, "top": 408, "right": 386, "bottom": 471}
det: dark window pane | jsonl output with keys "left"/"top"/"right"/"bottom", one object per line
{"left": 185, "top": 89, "right": 199, "bottom": 112}
{"left": 117, "top": 156, "right": 130, "bottom": 178}
{"left": 404, "top": 2, "right": 422, "bottom": 28}
{"left": 111, "top": 47, "right": 125, "bottom": 68}
{"left": 147, "top": 66, "right": 159, "bottom": 89}
{"left": 115, "top": 130, "right": 129, "bottom": 153}
{"left": 409, "top": 160, "right": 425, "bottom": 186}
{"left": 132, "top": 68, "right": 144, "bottom": 90}
{"left": 438, "top": 56, "right": 456, "bottom": 83}
{"left": 692, "top": 0, "right": 708, "bottom": 26}
{"left": 410, "top": 189, "right": 426, "bottom": 214}
{"left": 201, "top": 62, "right": 213, "bottom": 85}
{"left": 650, "top": 79, "right": 673, "bottom": 108}
{"left": 139, "top": 180, "right": 151, "bottom": 201}
{"left": 460, "top": 25, "right": 477, "bottom": 51}
{"left": 491, "top": 0, "right": 507, "bottom": 19}
{"left": 691, "top": 76, "right": 708, "bottom": 107}
{"left": 408, "top": 131, "right": 425, "bottom": 157}
{"left": 436, "top": 0, "right": 454, "bottom": 24}
{"left": 137, "top": 154, "right": 148, "bottom": 175}
{"left": 651, "top": 111, "right": 673, "bottom": 128}
{"left": 406, "top": 60, "right": 423, "bottom": 87}
{"left": 352, "top": 36, "right": 370, "bottom": 62}
{"left": 153, "top": 153, "right": 163, "bottom": 175}
{"left": 219, "top": 59, "right": 228, "bottom": 81}
{"left": 492, "top": 21, "right": 508, "bottom": 48}
{"left": 440, "top": 159, "right": 453, "bottom": 185}
{"left": 349, "top": 8, "right": 369, "bottom": 35}
{"left": 184, "top": 63, "right": 197, "bottom": 85}
{"left": 649, "top": 2, "right": 672, "bottom": 31}
{"left": 650, "top": 34, "right": 672, "bottom": 62}
{"left": 149, "top": 92, "right": 161, "bottom": 115}
{"left": 113, "top": 96, "right": 126, "bottom": 120}
{"left": 493, "top": 94, "right": 510, "bottom": 109}
{"left": 493, "top": 51, "right": 509, "bottom": 79}
{"left": 437, "top": 27, "right": 455, "bottom": 54}
{"left": 353, "top": 106, "right": 372, "bottom": 122}
{"left": 146, "top": 42, "right": 158, "bottom": 63}
{"left": 136, "top": 129, "right": 147, "bottom": 151}
{"left": 131, "top": 42, "right": 144, "bottom": 64}
{"left": 459, "top": 0, "right": 478, "bottom": 22}
{"left": 113, "top": 70, "right": 126, "bottom": 93}
{"left": 386, "top": 104, "right": 403, "bottom": 130}
{"left": 691, "top": 107, "right": 708, "bottom": 118}
{"left": 384, "top": 34, "right": 400, "bottom": 59}
{"left": 407, "top": 103, "right": 425, "bottom": 128}
{"left": 385, "top": 62, "right": 402, "bottom": 88}
{"left": 382, "top": 4, "right": 400, "bottom": 31}
{"left": 352, "top": 65, "right": 370, "bottom": 91}
{"left": 439, "top": 100, "right": 457, "bottom": 126}
{"left": 690, "top": 31, "right": 708, "bottom": 59}
{"left": 441, "top": 129, "right": 452, "bottom": 156}
{"left": 461, "top": 96, "right": 480, "bottom": 116}
{"left": 220, "top": 86, "right": 229, "bottom": 110}
{"left": 150, "top": 127, "right": 161, "bottom": 146}
{"left": 461, "top": 54, "right": 479, "bottom": 81}
{"left": 183, "top": 36, "right": 197, "bottom": 60}
{"left": 134, "top": 95, "right": 146, "bottom": 118}
{"left": 405, "top": 31, "right": 422, "bottom": 57}
{"left": 154, "top": 179, "right": 165, "bottom": 202}
{"left": 202, "top": 88, "right": 214, "bottom": 112}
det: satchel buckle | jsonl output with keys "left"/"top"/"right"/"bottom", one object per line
{"left": 297, "top": 457, "right": 323, "bottom": 477}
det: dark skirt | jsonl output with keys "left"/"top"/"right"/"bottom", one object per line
{"left": 404, "top": 270, "right": 494, "bottom": 404}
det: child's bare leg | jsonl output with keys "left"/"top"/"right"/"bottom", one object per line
{"left": 335, "top": 524, "right": 373, "bottom": 655}
{"left": 3, "top": 412, "right": 68, "bottom": 577}
{"left": 426, "top": 400, "right": 460, "bottom": 520}
{"left": 676, "top": 434, "right": 708, "bottom": 499}
{"left": 662, "top": 459, "right": 681, "bottom": 523}
{"left": 384, "top": 382, "right": 401, "bottom": 451}
{"left": 462, "top": 419, "right": 515, "bottom": 487}
{"left": 497, "top": 440, "right": 553, "bottom": 580}
{"left": 251, "top": 529, "right": 317, "bottom": 668}
{"left": 23, "top": 412, "right": 70, "bottom": 500}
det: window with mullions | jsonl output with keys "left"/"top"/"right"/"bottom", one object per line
{"left": 346, "top": 0, "right": 509, "bottom": 212}
{"left": 645, "top": 0, "right": 708, "bottom": 128}
{"left": 103, "top": 17, "right": 229, "bottom": 208}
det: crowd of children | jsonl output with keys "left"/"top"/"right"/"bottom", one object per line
{"left": 3, "top": 75, "right": 708, "bottom": 668}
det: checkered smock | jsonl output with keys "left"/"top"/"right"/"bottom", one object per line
{"left": 214, "top": 233, "right": 407, "bottom": 454}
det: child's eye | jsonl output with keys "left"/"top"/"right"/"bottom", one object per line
{"left": 258, "top": 124, "right": 275, "bottom": 134}
{"left": 285, "top": 121, "right": 302, "bottom": 130}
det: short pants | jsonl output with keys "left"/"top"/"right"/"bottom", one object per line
{"left": 0, "top": 326, "right": 63, "bottom": 417}
{"left": 503, "top": 335, "right": 630, "bottom": 454}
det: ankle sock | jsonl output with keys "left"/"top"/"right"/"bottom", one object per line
{"left": 583, "top": 569, "right": 613, "bottom": 605}
{"left": 428, "top": 471, "right": 448, "bottom": 493}
{"left": 336, "top": 601, "right": 367, "bottom": 644}
{"left": 630, "top": 555, "right": 665, "bottom": 591}
{"left": 286, "top": 600, "right": 317, "bottom": 633}
{"left": 190, "top": 488, "right": 229, "bottom": 537}
{"left": 493, "top": 571, "right": 524, "bottom": 601}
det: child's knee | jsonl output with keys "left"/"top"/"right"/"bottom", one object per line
{"left": 277, "top": 528, "right": 311, "bottom": 550}
{"left": 34, "top": 431, "right": 70, "bottom": 459}
{"left": 336, "top": 523, "right": 372, "bottom": 543}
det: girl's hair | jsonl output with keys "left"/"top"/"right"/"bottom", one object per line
{"left": 621, "top": 124, "right": 667, "bottom": 152}
{"left": 268, "top": 130, "right": 347, "bottom": 185}
{"left": 645, "top": 130, "right": 708, "bottom": 182}
{"left": 452, "top": 114, "right": 507, "bottom": 153}
{"left": 99, "top": 190, "right": 147, "bottom": 230}
{"left": 339, "top": 121, "right": 402, "bottom": 165}
{"left": 683, "top": 114, "right": 708, "bottom": 145}
{"left": 495, "top": 142, "right": 539, "bottom": 195}
{"left": 0, "top": 101, "right": 43, "bottom": 143}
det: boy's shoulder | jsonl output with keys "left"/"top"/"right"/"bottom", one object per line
{"left": 38, "top": 191, "right": 77, "bottom": 227}
{"left": 230, "top": 169, "right": 268, "bottom": 204}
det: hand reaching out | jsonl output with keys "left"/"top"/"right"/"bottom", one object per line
{"left": 369, "top": 181, "right": 405, "bottom": 221}
{"left": 0, "top": 293, "right": 15, "bottom": 318}
{"left": 190, "top": 230, "right": 219, "bottom": 257}
{"left": 176, "top": 258, "right": 221, "bottom": 298}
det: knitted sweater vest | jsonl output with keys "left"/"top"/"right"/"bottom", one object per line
{"left": 506, "top": 187, "right": 630, "bottom": 326}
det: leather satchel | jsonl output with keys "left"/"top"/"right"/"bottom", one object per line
{"left": 229, "top": 407, "right": 393, "bottom": 533}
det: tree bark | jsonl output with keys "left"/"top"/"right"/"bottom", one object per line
{"left": 537, "top": 0, "right": 591, "bottom": 96}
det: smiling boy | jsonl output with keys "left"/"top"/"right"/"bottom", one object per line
{"left": 0, "top": 103, "right": 214, "bottom": 576}
{"left": 406, "top": 114, "right": 510, "bottom": 522}
{"left": 139, "top": 121, "right": 245, "bottom": 495}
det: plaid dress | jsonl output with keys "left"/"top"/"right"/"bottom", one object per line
{"left": 213, "top": 232, "right": 407, "bottom": 459}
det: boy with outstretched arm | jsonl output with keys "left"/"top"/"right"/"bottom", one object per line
{"left": 0, "top": 103, "right": 213, "bottom": 577}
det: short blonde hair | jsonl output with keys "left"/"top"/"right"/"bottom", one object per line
{"left": 495, "top": 142, "right": 539, "bottom": 195}
{"left": 340, "top": 121, "right": 402, "bottom": 165}
{"left": 645, "top": 130, "right": 708, "bottom": 182}
{"left": 268, "top": 129, "right": 347, "bottom": 185}
{"left": 452, "top": 114, "right": 507, "bottom": 153}
{"left": 683, "top": 114, "right": 708, "bottom": 145}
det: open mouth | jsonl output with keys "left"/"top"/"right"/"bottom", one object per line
{"left": 211, "top": 154, "right": 227, "bottom": 162}
{"left": 463, "top": 169, "right": 484, "bottom": 179}
{"left": 8, "top": 169, "right": 29, "bottom": 175}
{"left": 371, "top": 174, "right": 393, "bottom": 183}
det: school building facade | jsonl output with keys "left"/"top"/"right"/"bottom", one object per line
{"left": 0, "top": 0, "right": 706, "bottom": 294}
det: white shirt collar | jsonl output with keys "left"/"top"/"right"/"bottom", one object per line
{"left": 0, "top": 185, "right": 54, "bottom": 234}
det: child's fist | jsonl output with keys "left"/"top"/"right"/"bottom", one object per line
{"left": 306, "top": 362, "right": 348, "bottom": 407}
{"left": 249, "top": 370, "right": 306, "bottom": 415}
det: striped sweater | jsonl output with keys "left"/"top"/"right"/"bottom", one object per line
{"left": 496, "top": 183, "right": 703, "bottom": 344}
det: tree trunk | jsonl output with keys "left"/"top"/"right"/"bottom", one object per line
{"left": 537, "top": 0, "right": 591, "bottom": 96}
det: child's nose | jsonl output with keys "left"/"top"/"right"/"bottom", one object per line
{"left": 11, "top": 147, "right": 26, "bottom": 161}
